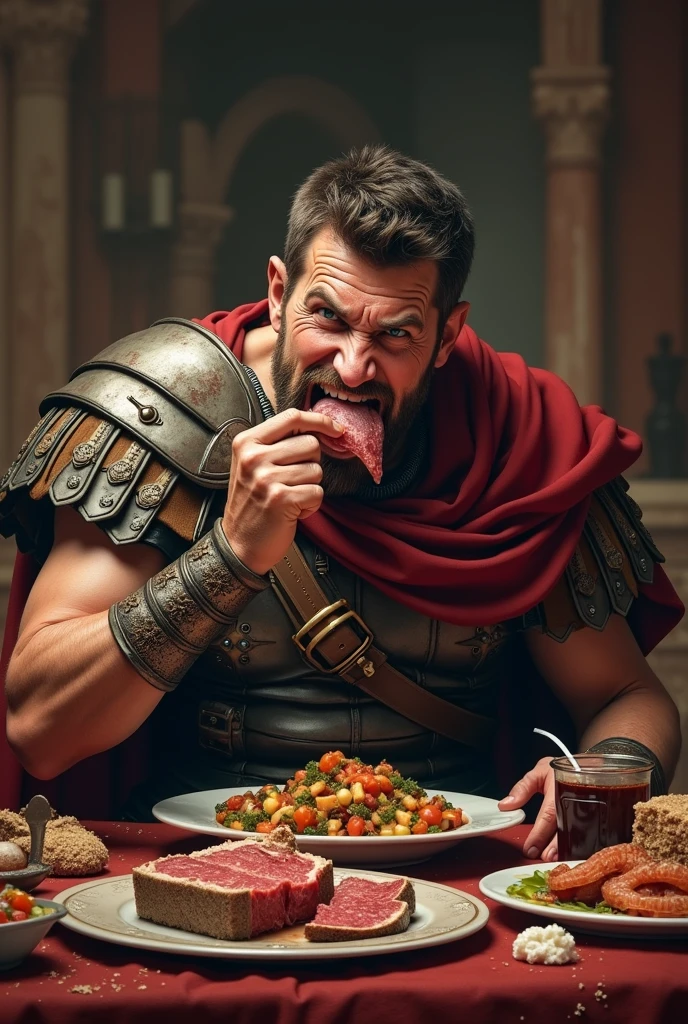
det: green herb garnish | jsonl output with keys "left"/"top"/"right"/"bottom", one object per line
{"left": 506, "top": 870, "right": 621, "bottom": 915}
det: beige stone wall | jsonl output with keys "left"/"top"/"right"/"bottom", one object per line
{"left": 630, "top": 481, "right": 688, "bottom": 794}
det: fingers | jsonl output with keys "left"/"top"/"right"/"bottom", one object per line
{"left": 245, "top": 408, "right": 346, "bottom": 445}
{"left": 498, "top": 759, "right": 549, "bottom": 811}
{"left": 523, "top": 790, "right": 558, "bottom": 860}
{"left": 268, "top": 434, "right": 323, "bottom": 466}
{"left": 541, "top": 835, "right": 559, "bottom": 863}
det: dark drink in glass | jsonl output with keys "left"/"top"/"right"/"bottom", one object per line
{"left": 552, "top": 754, "right": 653, "bottom": 861}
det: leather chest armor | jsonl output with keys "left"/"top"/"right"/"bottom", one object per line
{"left": 150, "top": 532, "right": 516, "bottom": 805}
{"left": 0, "top": 318, "right": 666, "bottom": 815}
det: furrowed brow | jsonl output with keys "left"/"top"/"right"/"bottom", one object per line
{"left": 303, "top": 286, "right": 350, "bottom": 322}
{"left": 378, "top": 312, "right": 425, "bottom": 332}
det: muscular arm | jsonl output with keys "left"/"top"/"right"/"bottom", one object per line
{"left": 529, "top": 614, "right": 681, "bottom": 779}
{"left": 500, "top": 615, "right": 681, "bottom": 858}
{"left": 5, "top": 407, "right": 343, "bottom": 782}
{"left": 5, "top": 508, "right": 167, "bottom": 779}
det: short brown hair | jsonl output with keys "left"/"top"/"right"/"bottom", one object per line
{"left": 284, "top": 145, "right": 475, "bottom": 327}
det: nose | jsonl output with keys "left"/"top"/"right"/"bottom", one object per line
{"left": 332, "top": 332, "right": 376, "bottom": 387}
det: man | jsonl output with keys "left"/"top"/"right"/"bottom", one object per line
{"left": 0, "top": 146, "right": 682, "bottom": 861}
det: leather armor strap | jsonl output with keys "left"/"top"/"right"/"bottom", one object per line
{"left": 270, "top": 543, "right": 497, "bottom": 751}
{"left": 586, "top": 737, "right": 667, "bottom": 797}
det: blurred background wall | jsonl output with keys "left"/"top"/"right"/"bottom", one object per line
{"left": 0, "top": 0, "right": 686, "bottom": 784}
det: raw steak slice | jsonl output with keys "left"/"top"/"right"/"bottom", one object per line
{"left": 133, "top": 825, "right": 334, "bottom": 940}
{"left": 304, "top": 875, "right": 415, "bottom": 942}
{"left": 311, "top": 396, "right": 384, "bottom": 484}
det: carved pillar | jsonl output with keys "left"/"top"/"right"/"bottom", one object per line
{"left": 532, "top": 0, "right": 610, "bottom": 406}
{"left": 169, "top": 201, "right": 233, "bottom": 319}
{"left": 0, "top": 51, "right": 11, "bottom": 629}
{"left": 0, "top": 0, "right": 89, "bottom": 451}
{"left": 0, "top": 49, "right": 9, "bottom": 474}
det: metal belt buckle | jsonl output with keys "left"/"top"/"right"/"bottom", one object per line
{"left": 198, "top": 700, "right": 238, "bottom": 753}
{"left": 292, "top": 598, "right": 374, "bottom": 675}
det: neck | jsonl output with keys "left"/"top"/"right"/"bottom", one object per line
{"left": 242, "top": 323, "right": 278, "bottom": 407}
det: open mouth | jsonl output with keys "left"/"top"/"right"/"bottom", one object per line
{"left": 306, "top": 383, "right": 383, "bottom": 417}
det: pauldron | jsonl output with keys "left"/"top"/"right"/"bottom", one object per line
{"left": 0, "top": 318, "right": 263, "bottom": 551}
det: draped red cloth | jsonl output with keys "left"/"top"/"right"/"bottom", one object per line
{"left": 1, "top": 301, "right": 683, "bottom": 812}
{"left": 199, "top": 301, "right": 683, "bottom": 636}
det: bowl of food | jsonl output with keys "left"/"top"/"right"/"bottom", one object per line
{"left": 153, "top": 753, "right": 525, "bottom": 866}
{"left": 0, "top": 884, "right": 67, "bottom": 970}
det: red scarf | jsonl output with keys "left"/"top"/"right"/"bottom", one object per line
{"left": 198, "top": 302, "right": 683, "bottom": 641}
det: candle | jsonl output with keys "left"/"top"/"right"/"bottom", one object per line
{"left": 150, "top": 169, "right": 173, "bottom": 228}
{"left": 101, "top": 172, "right": 125, "bottom": 231}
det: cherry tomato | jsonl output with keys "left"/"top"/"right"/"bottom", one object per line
{"left": 225, "top": 795, "right": 244, "bottom": 811}
{"left": 375, "top": 774, "right": 394, "bottom": 795}
{"left": 419, "top": 804, "right": 443, "bottom": 827}
{"left": 11, "top": 910, "right": 28, "bottom": 922}
{"left": 346, "top": 815, "right": 366, "bottom": 837}
{"left": 293, "top": 805, "right": 317, "bottom": 833}
{"left": 294, "top": 770, "right": 307, "bottom": 782}
{"left": 360, "top": 774, "right": 381, "bottom": 797}
{"left": 10, "top": 892, "right": 33, "bottom": 915}
{"left": 441, "top": 809, "right": 464, "bottom": 830}
{"left": 363, "top": 793, "right": 378, "bottom": 811}
{"left": 319, "top": 750, "right": 346, "bottom": 774}
{"left": 344, "top": 762, "right": 360, "bottom": 777}
{"left": 411, "top": 820, "right": 429, "bottom": 835}
{"left": 255, "top": 821, "right": 275, "bottom": 834}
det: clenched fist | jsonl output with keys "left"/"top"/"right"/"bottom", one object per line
{"left": 222, "top": 408, "right": 345, "bottom": 576}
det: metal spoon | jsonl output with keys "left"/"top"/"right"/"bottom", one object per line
{"left": 0, "top": 795, "right": 52, "bottom": 892}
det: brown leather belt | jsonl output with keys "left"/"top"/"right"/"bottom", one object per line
{"left": 270, "top": 543, "right": 497, "bottom": 751}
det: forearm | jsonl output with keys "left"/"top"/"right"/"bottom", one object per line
{"left": 6, "top": 612, "right": 163, "bottom": 778}
{"left": 6, "top": 519, "right": 268, "bottom": 779}
{"left": 579, "top": 680, "right": 681, "bottom": 783}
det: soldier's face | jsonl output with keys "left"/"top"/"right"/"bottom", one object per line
{"left": 269, "top": 229, "right": 459, "bottom": 496}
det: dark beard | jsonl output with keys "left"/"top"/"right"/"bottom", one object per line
{"left": 270, "top": 320, "right": 435, "bottom": 497}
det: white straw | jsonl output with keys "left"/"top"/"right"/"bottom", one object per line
{"left": 533, "top": 728, "right": 581, "bottom": 771}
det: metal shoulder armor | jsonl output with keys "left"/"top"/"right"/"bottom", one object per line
{"left": 0, "top": 318, "right": 264, "bottom": 552}
{"left": 529, "top": 476, "right": 665, "bottom": 641}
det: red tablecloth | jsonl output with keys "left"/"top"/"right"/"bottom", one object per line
{"left": 2, "top": 823, "right": 685, "bottom": 1023}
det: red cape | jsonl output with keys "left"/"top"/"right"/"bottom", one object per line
{"left": 200, "top": 302, "right": 683, "bottom": 641}
{"left": 1, "top": 303, "right": 683, "bottom": 812}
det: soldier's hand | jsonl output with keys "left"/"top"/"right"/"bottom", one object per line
{"left": 222, "top": 408, "right": 345, "bottom": 576}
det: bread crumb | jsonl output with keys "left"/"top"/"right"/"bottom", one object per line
{"left": 69, "top": 985, "right": 94, "bottom": 995}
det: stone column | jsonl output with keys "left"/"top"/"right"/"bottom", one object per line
{"left": 531, "top": 0, "right": 610, "bottom": 406}
{"left": 169, "top": 201, "right": 233, "bottom": 319}
{"left": 0, "top": 51, "right": 11, "bottom": 630}
{"left": 0, "top": 0, "right": 89, "bottom": 451}
{"left": 0, "top": 49, "right": 9, "bottom": 474}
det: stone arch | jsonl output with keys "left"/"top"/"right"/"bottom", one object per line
{"left": 210, "top": 75, "right": 381, "bottom": 203}
{"left": 171, "top": 76, "right": 380, "bottom": 317}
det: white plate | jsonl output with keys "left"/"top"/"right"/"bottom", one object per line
{"left": 152, "top": 788, "right": 524, "bottom": 866}
{"left": 479, "top": 862, "right": 688, "bottom": 938}
{"left": 56, "top": 870, "right": 489, "bottom": 960}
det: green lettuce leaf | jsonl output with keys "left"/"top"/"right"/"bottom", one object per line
{"left": 506, "top": 869, "right": 621, "bottom": 915}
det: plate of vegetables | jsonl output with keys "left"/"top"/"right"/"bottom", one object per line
{"left": 153, "top": 753, "right": 524, "bottom": 866}
{"left": 0, "top": 884, "right": 67, "bottom": 970}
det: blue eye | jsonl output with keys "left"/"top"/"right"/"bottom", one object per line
{"left": 387, "top": 328, "right": 408, "bottom": 338}
{"left": 318, "top": 308, "right": 338, "bottom": 320}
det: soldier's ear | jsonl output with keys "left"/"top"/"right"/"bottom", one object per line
{"left": 434, "top": 302, "right": 470, "bottom": 369}
{"left": 267, "top": 256, "right": 288, "bottom": 332}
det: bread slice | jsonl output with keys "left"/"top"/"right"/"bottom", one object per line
{"left": 133, "top": 825, "right": 334, "bottom": 940}
{"left": 304, "top": 875, "right": 415, "bottom": 942}
{"left": 633, "top": 795, "right": 688, "bottom": 866}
